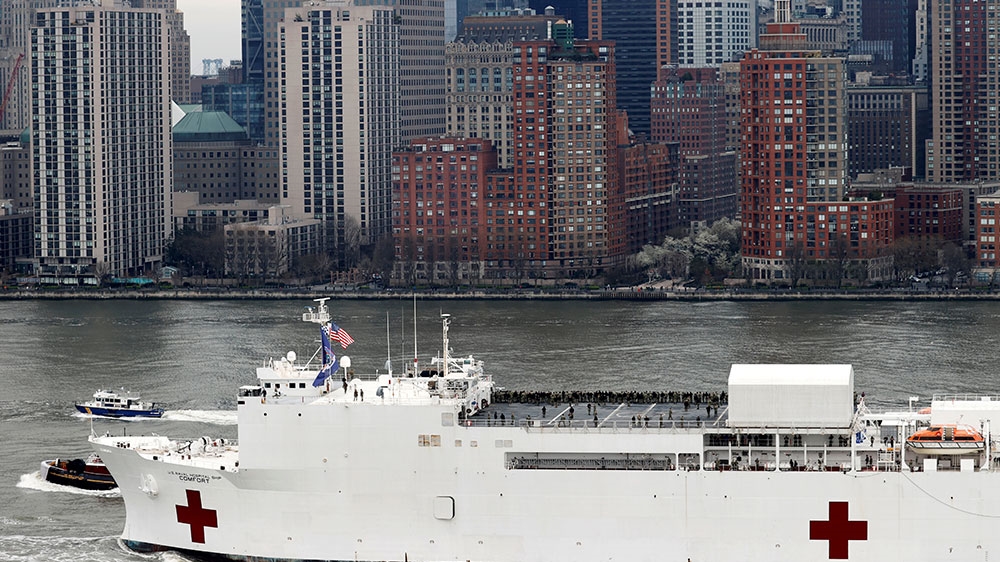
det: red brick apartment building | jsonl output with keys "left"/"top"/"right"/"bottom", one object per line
{"left": 392, "top": 138, "right": 497, "bottom": 284}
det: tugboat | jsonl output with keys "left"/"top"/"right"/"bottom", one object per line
{"left": 40, "top": 454, "right": 117, "bottom": 490}
{"left": 75, "top": 388, "right": 164, "bottom": 418}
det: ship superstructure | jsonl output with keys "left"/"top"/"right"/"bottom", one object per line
{"left": 91, "top": 299, "right": 1000, "bottom": 561}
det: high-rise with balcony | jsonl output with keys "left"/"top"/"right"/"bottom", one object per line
{"left": 31, "top": 2, "right": 173, "bottom": 279}
{"left": 280, "top": 1, "right": 400, "bottom": 263}
{"left": 131, "top": 0, "right": 192, "bottom": 104}
{"left": 511, "top": 25, "right": 622, "bottom": 278}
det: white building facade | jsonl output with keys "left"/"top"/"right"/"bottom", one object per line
{"left": 280, "top": 1, "right": 400, "bottom": 258}
{"left": 675, "top": 0, "right": 757, "bottom": 67}
{"left": 31, "top": 2, "right": 172, "bottom": 280}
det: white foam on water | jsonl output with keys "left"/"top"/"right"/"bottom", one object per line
{"left": 0, "top": 534, "right": 128, "bottom": 562}
{"left": 16, "top": 471, "right": 120, "bottom": 498}
{"left": 162, "top": 410, "right": 237, "bottom": 425}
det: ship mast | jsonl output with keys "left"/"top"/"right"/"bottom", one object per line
{"left": 441, "top": 313, "right": 450, "bottom": 378}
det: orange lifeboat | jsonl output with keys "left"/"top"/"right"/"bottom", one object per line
{"left": 906, "top": 424, "right": 985, "bottom": 455}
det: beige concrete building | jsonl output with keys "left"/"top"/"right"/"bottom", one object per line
{"left": 280, "top": 1, "right": 401, "bottom": 261}
{"left": 224, "top": 206, "right": 323, "bottom": 277}
{"left": 32, "top": 2, "right": 173, "bottom": 279}
{"left": 132, "top": 0, "right": 192, "bottom": 104}
{"left": 173, "top": 191, "right": 274, "bottom": 233}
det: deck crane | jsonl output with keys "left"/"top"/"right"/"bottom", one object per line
{"left": 0, "top": 53, "right": 25, "bottom": 123}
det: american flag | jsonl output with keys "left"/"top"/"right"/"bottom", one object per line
{"left": 328, "top": 322, "right": 355, "bottom": 349}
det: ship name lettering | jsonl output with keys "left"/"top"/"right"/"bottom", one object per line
{"left": 178, "top": 474, "right": 210, "bottom": 483}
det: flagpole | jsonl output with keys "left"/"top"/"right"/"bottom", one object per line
{"left": 385, "top": 312, "right": 392, "bottom": 376}
{"left": 412, "top": 293, "right": 418, "bottom": 376}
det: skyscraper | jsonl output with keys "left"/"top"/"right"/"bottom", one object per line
{"left": 446, "top": 8, "right": 562, "bottom": 168}
{"left": 587, "top": 0, "right": 671, "bottom": 136}
{"left": 0, "top": 0, "right": 60, "bottom": 131}
{"left": 131, "top": 0, "right": 192, "bottom": 104}
{"left": 242, "top": 0, "right": 264, "bottom": 84}
{"left": 32, "top": 1, "right": 173, "bottom": 279}
{"left": 396, "top": 0, "right": 447, "bottom": 141}
{"left": 260, "top": 0, "right": 444, "bottom": 146}
{"left": 651, "top": 66, "right": 738, "bottom": 232}
{"left": 860, "top": 0, "right": 913, "bottom": 74}
{"left": 740, "top": 0, "right": 893, "bottom": 282}
{"left": 926, "top": 0, "right": 996, "bottom": 182}
{"left": 259, "top": 0, "right": 306, "bottom": 148}
{"left": 673, "top": 0, "right": 756, "bottom": 68}
{"left": 280, "top": 1, "right": 401, "bottom": 263}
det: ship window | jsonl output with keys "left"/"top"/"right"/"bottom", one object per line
{"left": 299, "top": 383, "right": 306, "bottom": 388}
{"left": 679, "top": 453, "right": 701, "bottom": 470}
{"left": 264, "top": 383, "right": 272, "bottom": 388}
{"left": 418, "top": 434, "right": 443, "bottom": 447}
{"left": 455, "top": 440, "right": 462, "bottom": 447}
{"left": 470, "top": 441, "right": 478, "bottom": 447}
{"left": 441, "top": 412, "right": 455, "bottom": 426}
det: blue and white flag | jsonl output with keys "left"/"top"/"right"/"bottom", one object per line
{"left": 313, "top": 324, "right": 340, "bottom": 387}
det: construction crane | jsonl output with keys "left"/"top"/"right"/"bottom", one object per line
{"left": 0, "top": 53, "right": 25, "bottom": 124}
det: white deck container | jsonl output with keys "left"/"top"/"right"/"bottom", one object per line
{"left": 727, "top": 364, "right": 854, "bottom": 428}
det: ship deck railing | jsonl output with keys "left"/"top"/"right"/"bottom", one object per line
{"left": 464, "top": 417, "right": 862, "bottom": 434}
{"left": 931, "top": 393, "right": 1000, "bottom": 402}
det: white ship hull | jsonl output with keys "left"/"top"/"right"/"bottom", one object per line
{"left": 92, "top": 401, "right": 1000, "bottom": 562}
{"left": 89, "top": 302, "right": 1000, "bottom": 561}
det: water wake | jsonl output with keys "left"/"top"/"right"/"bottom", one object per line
{"left": 162, "top": 410, "right": 237, "bottom": 425}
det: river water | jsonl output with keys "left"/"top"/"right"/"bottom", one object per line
{"left": 1, "top": 297, "right": 997, "bottom": 561}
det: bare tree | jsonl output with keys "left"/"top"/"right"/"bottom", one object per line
{"left": 447, "top": 244, "right": 461, "bottom": 289}
{"left": 940, "top": 242, "right": 969, "bottom": 286}
{"left": 342, "top": 215, "right": 363, "bottom": 270}
{"left": 784, "top": 240, "right": 807, "bottom": 287}
{"left": 93, "top": 261, "right": 113, "bottom": 287}
{"left": 401, "top": 237, "right": 418, "bottom": 287}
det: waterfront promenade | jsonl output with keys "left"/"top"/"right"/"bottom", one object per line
{"left": 2, "top": 285, "right": 1000, "bottom": 301}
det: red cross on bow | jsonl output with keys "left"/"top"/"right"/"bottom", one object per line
{"left": 810, "top": 501, "right": 868, "bottom": 559}
{"left": 176, "top": 489, "right": 218, "bottom": 544}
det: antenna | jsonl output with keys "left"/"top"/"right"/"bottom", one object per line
{"left": 303, "top": 297, "right": 331, "bottom": 324}
{"left": 441, "top": 313, "right": 451, "bottom": 378}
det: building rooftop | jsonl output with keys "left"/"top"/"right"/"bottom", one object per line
{"left": 173, "top": 111, "right": 248, "bottom": 143}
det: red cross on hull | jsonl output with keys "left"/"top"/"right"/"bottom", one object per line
{"left": 810, "top": 501, "right": 868, "bottom": 559}
{"left": 176, "top": 489, "right": 218, "bottom": 544}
